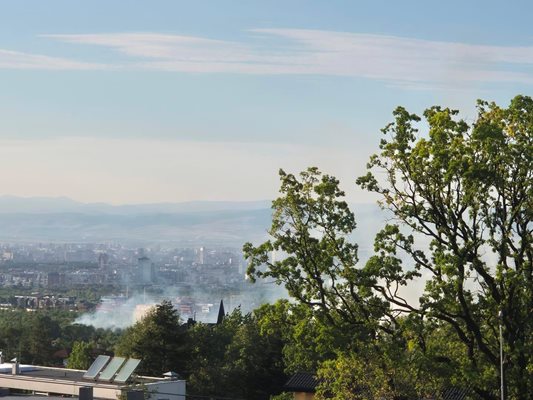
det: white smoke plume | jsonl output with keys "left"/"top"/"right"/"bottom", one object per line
{"left": 74, "top": 294, "right": 158, "bottom": 330}
{"left": 73, "top": 282, "right": 289, "bottom": 330}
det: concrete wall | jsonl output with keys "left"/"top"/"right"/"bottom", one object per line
{"left": 0, "top": 373, "right": 121, "bottom": 399}
{"left": 146, "top": 380, "right": 186, "bottom": 400}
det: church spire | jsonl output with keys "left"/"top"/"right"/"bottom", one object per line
{"left": 216, "top": 299, "right": 225, "bottom": 324}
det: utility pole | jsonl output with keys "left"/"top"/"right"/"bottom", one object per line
{"left": 498, "top": 310, "right": 504, "bottom": 400}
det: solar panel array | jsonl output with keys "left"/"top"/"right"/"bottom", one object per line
{"left": 114, "top": 358, "right": 142, "bottom": 383}
{"left": 98, "top": 356, "right": 126, "bottom": 382}
{"left": 83, "top": 356, "right": 141, "bottom": 383}
{"left": 83, "top": 355, "right": 110, "bottom": 380}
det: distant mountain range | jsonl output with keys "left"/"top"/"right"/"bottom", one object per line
{"left": 0, "top": 196, "right": 385, "bottom": 250}
{"left": 0, "top": 195, "right": 271, "bottom": 215}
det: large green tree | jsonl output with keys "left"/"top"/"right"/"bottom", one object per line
{"left": 357, "top": 95, "right": 532, "bottom": 399}
{"left": 187, "top": 307, "right": 287, "bottom": 400}
{"left": 244, "top": 168, "right": 389, "bottom": 336}
{"left": 244, "top": 95, "right": 532, "bottom": 400}
{"left": 115, "top": 300, "right": 188, "bottom": 376}
{"left": 243, "top": 168, "right": 414, "bottom": 397}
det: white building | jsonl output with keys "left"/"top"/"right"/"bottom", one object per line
{"left": 0, "top": 362, "right": 185, "bottom": 400}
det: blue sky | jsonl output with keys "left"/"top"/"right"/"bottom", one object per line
{"left": 1, "top": 1, "right": 532, "bottom": 204}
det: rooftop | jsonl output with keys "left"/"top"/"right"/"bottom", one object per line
{"left": 0, "top": 363, "right": 178, "bottom": 400}
{"left": 284, "top": 372, "right": 318, "bottom": 393}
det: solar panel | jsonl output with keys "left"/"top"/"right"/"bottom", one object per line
{"left": 113, "top": 358, "right": 141, "bottom": 383}
{"left": 83, "top": 355, "right": 111, "bottom": 380}
{"left": 98, "top": 357, "right": 126, "bottom": 382}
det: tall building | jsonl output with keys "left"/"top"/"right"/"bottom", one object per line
{"left": 138, "top": 256, "right": 154, "bottom": 284}
{"left": 98, "top": 253, "right": 109, "bottom": 270}
{"left": 197, "top": 247, "right": 205, "bottom": 265}
{"left": 46, "top": 272, "right": 64, "bottom": 288}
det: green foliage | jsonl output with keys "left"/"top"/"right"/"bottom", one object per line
{"left": 244, "top": 167, "right": 388, "bottom": 336}
{"left": 186, "top": 307, "right": 287, "bottom": 400}
{"left": 0, "top": 309, "right": 119, "bottom": 366}
{"left": 25, "top": 314, "right": 61, "bottom": 365}
{"left": 270, "top": 392, "right": 293, "bottom": 400}
{"left": 317, "top": 352, "right": 395, "bottom": 400}
{"left": 0, "top": 311, "right": 61, "bottom": 365}
{"left": 256, "top": 299, "right": 348, "bottom": 374}
{"left": 356, "top": 95, "right": 533, "bottom": 399}
{"left": 0, "top": 302, "right": 287, "bottom": 398}
{"left": 245, "top": 96, "right": 532, "bottom": 400}
{"left": 115, "top": 300, "right": 187, "bottom": 376}
{"left": 67, "top": 341, "right": 93, "bottom": 369}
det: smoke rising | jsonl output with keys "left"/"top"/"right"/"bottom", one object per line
{"left": 74, "top": 282, "right": 288, "bottom": 330}
{"left": 74, "top": 294, "right": 158, "bottom": 330}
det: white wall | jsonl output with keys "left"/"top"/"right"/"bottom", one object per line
{"left": 146, "top": 380, "right": 186, "bottom": 400}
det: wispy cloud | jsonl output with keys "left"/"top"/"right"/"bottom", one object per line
{"left": 252, "top": 29, "right": 533, "bottom": 84}
{"left": 0, "top": 48, "right": 109, "bottom": 70}
{"left": 5, "top": 29, "right": 533, "bottom": 86}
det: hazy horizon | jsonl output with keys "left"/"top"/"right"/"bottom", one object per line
{"left": 0, "top": 194, "right": 376, "bottom": 207}
{"left": 0, "top": 194, "right": 274, "bottom": 207}
{"left": 0, "top": 196, "right": 384, "bottom": 247}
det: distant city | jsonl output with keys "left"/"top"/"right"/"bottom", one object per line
{"left": 0, "top": 197, "right": 381, "bottom": 328}
{"left": 0, "top": 241, "right": 282, "bottom": 327}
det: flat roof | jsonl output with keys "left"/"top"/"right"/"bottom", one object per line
{"left": 0, "top": 364, "right": 170, "bottom": 400}
{"left": 0, "top": 365, "right": 161, "bottom": 386}
{"left": 10, "top": 367, "right": 87, "bottom": 383}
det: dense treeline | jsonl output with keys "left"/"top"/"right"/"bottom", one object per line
{"left": 114, "top": 301, "right": 288, "bottom": 399}
{"left": 0, "top": 303, "right": 290, "bottom": 399}
{"left": 0, "top": 298, "right": 506, "bottom": 399}
{"left": 0, "top": 310, "right": 120, "bottom": 365}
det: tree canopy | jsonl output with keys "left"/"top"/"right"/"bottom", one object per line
{"left": 243, "top": 168, "right": 389, "bottom": 335}
{"left": 115, "top": 300, "right": 188, "bottom": 376}
{"left": 357, "top": 95, "right": 532, "bottom": 399}
{"left": 245, "top": 95, "right": 532, "bottom": 399}
{"left": 186, "top": 307, "right": 287, "bottom": 400}
{"left": 67, "top": 341, "right": 93, "bottom": 369}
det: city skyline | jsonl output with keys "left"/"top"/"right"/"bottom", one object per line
{"left": 1, "top": 1, "right": 533, "bottom": 203}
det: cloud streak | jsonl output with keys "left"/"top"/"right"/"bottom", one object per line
{"left": 0, "top": 48, "right": 109, "bottom": 70}
{"left": 4, "top": 29, "right": 533, "bottom": 86}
